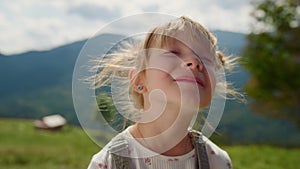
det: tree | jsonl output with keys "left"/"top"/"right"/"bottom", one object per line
{"left": 96, "top": 92, "right": 115, "bottom": 123}
{"left": 242, "top": 0, "right": 300, "bottom": 128}
{"left": 96, "top": 92, "right": 129, "bottom": 131}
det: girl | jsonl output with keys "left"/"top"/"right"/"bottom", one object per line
{"left": 88, "top": 16, "right": 234, "bottom": 169}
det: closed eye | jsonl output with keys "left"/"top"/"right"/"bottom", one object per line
{"left": 163, "top": 50, "right": 180, "bottom": 56}
{"left": 170, "top": 50, "right": 180, "bottom": 55}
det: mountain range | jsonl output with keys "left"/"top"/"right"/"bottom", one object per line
{"left": 1, "top": 31, "right": 299, "bottom": 146}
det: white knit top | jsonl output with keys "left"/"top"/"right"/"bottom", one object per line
{"left": 88, "top": 127, "right": 232, "bottom": 169}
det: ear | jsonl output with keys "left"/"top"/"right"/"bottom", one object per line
{"left": 128, "top": 69, "right": 136, "bottom": 80}
{"left": 129, "top": 69, "right": 147, "bottom": 93}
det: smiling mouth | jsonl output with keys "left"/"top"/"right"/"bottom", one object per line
{"left": 174, "top": 76, "right": 204, "bottom": 87}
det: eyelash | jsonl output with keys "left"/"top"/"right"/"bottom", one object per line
{"left": 170, "top": 50, "right": 180, "bottom": 55}
{"left": 166, "top": 50, "right": 213, "bottom": 65}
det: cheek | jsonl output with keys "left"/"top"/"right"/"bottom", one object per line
{"left": 144, "top": 70, "right": 171, "bottom": 90}
{"left": 147, "top": 50, "right": 182, "bottom": 75}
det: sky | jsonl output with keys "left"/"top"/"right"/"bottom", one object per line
{"left": 0, "top": 0, "right": 253, "bottom": 55}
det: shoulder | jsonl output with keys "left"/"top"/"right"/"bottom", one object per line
{"left": 87, "top": 131, "right": 130, "bottom": 169}
{"left": 204, "top": 138, "right": 232, "bottom": 169}
{"left": 88, "top": 148, "right": 111, "bottom": 169}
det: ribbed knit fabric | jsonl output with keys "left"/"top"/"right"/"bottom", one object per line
{"left": 140, "top": 150, "right": 196, "bottom": 169}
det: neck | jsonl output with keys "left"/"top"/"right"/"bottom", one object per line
{"left": 142, "top": 100, "right": 197, "bottom": 132}
{"left": 131, "top": 123, "right": 194, "bottom": 156}
{"left": 130, "top": 103, "right": 196, "bottom": 155}
{"left": 162, "top": 134, "right": 194, "bottom": 156}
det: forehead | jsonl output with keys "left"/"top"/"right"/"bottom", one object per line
{"left": 161, "top": 37, "right": 195, "bottom": 50}
{"left": 146, "top": 31, "right": 214, "bottom": 59}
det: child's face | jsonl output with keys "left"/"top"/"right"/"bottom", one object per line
{"left": 142, "top": 38, "right": 216, "bottom": 110}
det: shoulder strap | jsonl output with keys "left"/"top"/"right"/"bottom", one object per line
{"left": 189, "top": 130, "right": 210, "bottom": 169}
{"left": 107, "top": 134, "right": 131, "bottom": 169}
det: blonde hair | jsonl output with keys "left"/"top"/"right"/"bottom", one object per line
{"left": 91, "top": 16, "right": 241, "bottom": 126}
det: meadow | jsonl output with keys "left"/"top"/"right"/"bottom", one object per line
{"left": 0, "top": 119, "right": 299, "bottom": 169}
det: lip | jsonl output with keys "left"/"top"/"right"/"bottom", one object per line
{"left": 174, "top": 76, "right": 205, "bottom": 87}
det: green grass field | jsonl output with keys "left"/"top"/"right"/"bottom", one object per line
{"left": 0, "top": 119, "right": 99, "bottom": 169}
{"left": 0, "top": 119, "right": 299, "bottom": 169}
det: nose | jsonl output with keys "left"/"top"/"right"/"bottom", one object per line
{"left": 185, "top": 58, "right": 203, "bottom": 71}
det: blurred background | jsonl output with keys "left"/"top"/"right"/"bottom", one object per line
{"left": 0, "top": 0, "right": 299, "bottom": 168}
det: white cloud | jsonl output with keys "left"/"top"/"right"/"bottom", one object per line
{"left": 0, "top": 0, "right": 253, "bottom": 55}
{"left": 68, "top": 3, "right": 120, "bottom": 20}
